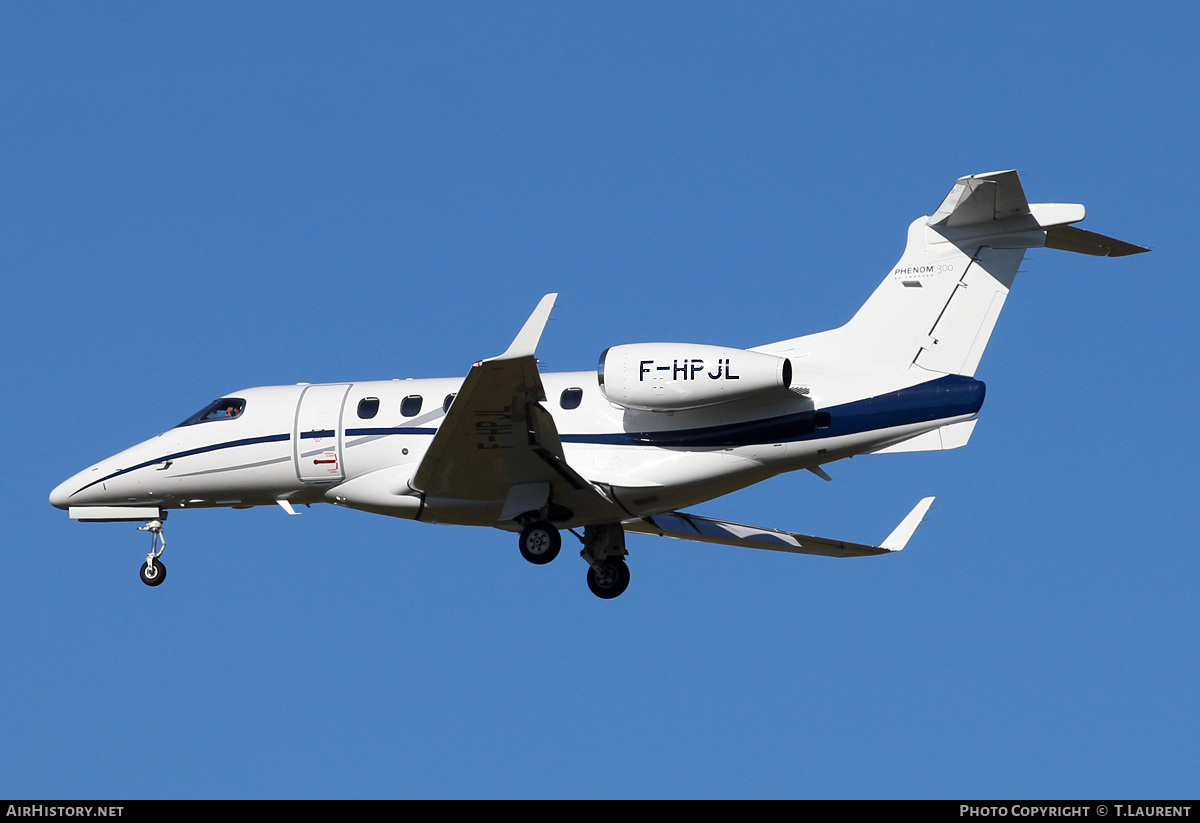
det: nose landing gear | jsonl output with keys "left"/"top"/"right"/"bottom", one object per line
{"left": 140, "top": 558, "right": 166, "bottom": 586}
{"left": 137, "top": 519, "right": 167, "bottom": 587}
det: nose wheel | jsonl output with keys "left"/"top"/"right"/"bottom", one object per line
{"left": 140, "top": 558, "right": 167, "bottom": 586}
{"left": 137, "top": 519, "right": 168, "bottom": 587}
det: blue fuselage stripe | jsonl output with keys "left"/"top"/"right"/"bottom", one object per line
{"left": 563, "top": 374, "right": 985, "bottom": 447}
{"left": 69, "top": 433, "right": 291, "bottom": 498}
{"left": 346, "top": 427, "right": 438, "bottom": 437}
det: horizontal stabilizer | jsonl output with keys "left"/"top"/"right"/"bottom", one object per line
{"left": 625, "top": 497, "right": 935, "bottom": 558}
{"left": 929, "top": 170, "right": 1030, "bottom": 228}
{"left": 1044, "top": 224, "right": 1149, "bottom": 257}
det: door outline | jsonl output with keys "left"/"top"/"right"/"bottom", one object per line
{"left": 293, "top": 384, "right": 352, "bottom": 483}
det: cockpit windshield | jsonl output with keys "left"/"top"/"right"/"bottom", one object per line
{"left": 178, "top": 397, "right": 246, "bottom": 427}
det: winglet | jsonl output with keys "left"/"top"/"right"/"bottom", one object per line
{"left": 497, "top": 293, "right": 558, "bottom": 360}
{"left": 880, "top": 496, "right": 935, "bottom": 552}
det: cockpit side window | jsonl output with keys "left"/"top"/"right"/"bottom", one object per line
{"left": 178, "top": 397, "right": 246, "bottom": 427}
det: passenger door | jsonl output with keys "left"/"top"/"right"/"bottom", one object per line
{"left": 293, "top": 384, "right": 351, "bottom": 483}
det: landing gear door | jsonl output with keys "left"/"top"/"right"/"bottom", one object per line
{"left": 294, "top": 384, "right": 351, "bottom": 483}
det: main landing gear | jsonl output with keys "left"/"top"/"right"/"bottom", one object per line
{"left": 518, "top": 520, "right": 561, "bottom": 564}
{"left": 137, "top": 519, "right": 167, "bottom": 587}
{"left": 579, "top": 522, "right": 629, "bottom": 600}
{"left": 586, "top": 556, "right": 629, "bottom": 599}
{"left": 514, "top": 518, "right": 631, "bottom": 599}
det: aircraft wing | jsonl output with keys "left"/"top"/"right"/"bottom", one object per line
{"left": 410, "top": 294, "right": 605, "bottom": 516}
{"left": 624, "top": 497, "right": 935, "bottom": 558}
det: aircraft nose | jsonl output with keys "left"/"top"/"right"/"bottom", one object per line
{"left": 49, "top": 475, "right": 76, "bottom": 510}
{"left": 50, "top": 466, "right": 99, "bottom": 509}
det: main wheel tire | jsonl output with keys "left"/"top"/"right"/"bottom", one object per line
{"left": 586, "top": 557, "right": 630, "bottom": 599}
{"left": 519, "top": 521, "right": 561, "bottom": 565}
{"left": 140, "top": 559, "right": 167, "bottom": 587}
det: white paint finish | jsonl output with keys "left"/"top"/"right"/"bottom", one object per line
{"left": 49, "top": 172, "right": 1147, "bottom": 596}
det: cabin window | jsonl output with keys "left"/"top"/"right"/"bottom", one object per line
{"left": 560, "top": 388, "right": 583, "bottom": 410}
{"left": 357, "top": 398, "right": 380, "bottom": 419}
{"left": 401, "top": 395, "right": 423, "bottom": 417}
{"left": 443, "top": 393, "right": 456, "bottom": 413}
{"left": 814, "top": 412, "right": 832, "bottom": 429}
{"left": 177, "top": 398, "right": 246, "bottom": 427}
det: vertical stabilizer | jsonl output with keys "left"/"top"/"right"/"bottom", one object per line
{"left": 838, "top": 171, "right": 1036, "bottom": 376}
{"left": 832, "top": 214, "right": 1026, "bottom": 375}
{"left": 758, "top": 171, "right": 1147, "bottom": 376}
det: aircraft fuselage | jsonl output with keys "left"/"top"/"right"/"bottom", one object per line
{"left": 51, "top": 367, "right": 984, "bottom": 529}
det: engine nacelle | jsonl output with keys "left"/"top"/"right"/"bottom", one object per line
{"left": 598, "top": 343, "right": 793, "bottom": 411}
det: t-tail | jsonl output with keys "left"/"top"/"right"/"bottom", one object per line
{"left": 762, "top": 170, "right": 1148, "bottom": 376}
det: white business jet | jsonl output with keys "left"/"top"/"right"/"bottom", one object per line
{"left": 50, "top": 171, "right": 1146, "bottom": 598}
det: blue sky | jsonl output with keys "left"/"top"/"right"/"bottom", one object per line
{"left": 4, "top": 2, "right": 1197, "bottom": 798}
